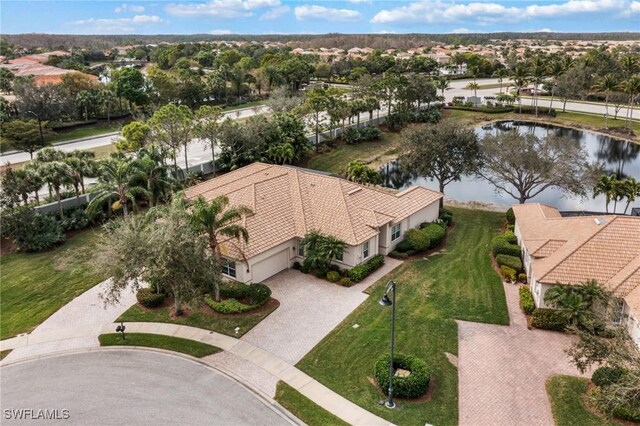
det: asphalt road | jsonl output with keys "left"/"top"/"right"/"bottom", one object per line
{"left": 0, "top": 350, "right": 295, "bottom": 426}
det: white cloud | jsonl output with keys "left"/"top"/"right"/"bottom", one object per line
{"left": 347, "top": 0, "right": 372, "bottom": 3}
{"left": 376, "top": 30, "right": 396, "bottom": 34}
{"left": 260, "top": 5, "right": 290, "bottom": 20}
{"left": 294, "top": 5, "right": 361, "bottom": 21}
{"left": 450, "top": 28, "right": 474, "bottom": 34}
{"left": 630, "top": 1, "right": 640, "bottom": 12}
{"left": 536, "top": 28, "right": 553, "bottom": 32}
{"left": 371, "top": 0, "right": 633, "bottom": 25}
{"left": 72, "top": 15, "right": 166, "bottom": 32}
{"left": 209, "top": 29, "right": 234, "bottom": 34}
{"left": 166, "top": 0, "right": 280, "bottom": 18}
{"left": 114, "top": 4, "right": 145, "bottom": 13}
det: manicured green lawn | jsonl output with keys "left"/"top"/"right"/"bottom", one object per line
{"left": 275, "top": 382, "right": 350, "bottom": 426}
{"left": 546, "top": 375, "right": 615, "bottom": 426}
{"left": 296, "top": 208, "right": 508, "bottom": 426}
{"left": 306, "top": 131, "right": 402, "bottom": 175}
{"left": 0, "top": 230, "right": 106, "bottom": 340}
{"left": 118, "top": 299, "right": 279, "bottom": 338}
{"left": 0, "top": 350, "right": 11, "bottom": 360}
{"left": 47, "top": 124, "right": 121, "bottom": 144}
{"left": 99, "top": 333, "right": 221, "bottom": 358}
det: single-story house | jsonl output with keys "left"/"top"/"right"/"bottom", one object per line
{"left": 512, "top": 203, "right": 640, "bottom": 347}
{"left": 184, "top": 162, "right": 443, "bottom": 284}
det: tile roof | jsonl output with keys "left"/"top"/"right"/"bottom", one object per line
{"left": 184, "top": 163, "right": 443, "bottom": 259}
{"left": 513, "top": 203, "right": 640, "bottom": 300}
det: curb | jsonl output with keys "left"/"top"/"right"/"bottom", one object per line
{"left": 1, "top": 132, "right": 122, "bottom": 156}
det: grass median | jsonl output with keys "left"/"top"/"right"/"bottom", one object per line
{"left": 99, "top": 333, "right": 221, "bottom": 358}
{"left": 275, "top": 382, "right": 350, "bottom": 426}
{"left": 546, "top": 375, "right": 615, "bottom": 426}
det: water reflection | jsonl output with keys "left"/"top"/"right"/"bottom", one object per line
{"left": 380, "top": 121, "right": 640, "bottom": 212}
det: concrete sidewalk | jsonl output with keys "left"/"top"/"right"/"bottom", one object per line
{"left": 1, "top": 322, "right": 393, "bottom": 426}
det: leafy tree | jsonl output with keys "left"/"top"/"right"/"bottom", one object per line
{"left": 1, "top": 166, "right": 42, "bottom": 206}
{"left": 1, "top": 118, "right": 51, "bottom": 158}
{"left": 194, "top": 105, "right": 223, "bottom": 175}
{"left": 188, "top": 195, "right": 252, "bottom": 301}
{"left": 592, "top": 74, "right": 620, "bottom": 129}
{"left": 301, "top": 88, "right": 333, "bottom": 153}
{"left": 465, "top": 82, "right": 479, "bottom": 100}
{"left": 401, "top": 120, "right": 481, "bottom": 208}
{"left": 546, "top": 60, "right": 565, "bottom": 113}
{"left": 118, "top": 121, "right": 151, "bottom": 152}
{"left": 38, "top": 160, "right": 72, "bottom": 219}
{"left": 87, "top": 158, "right": 150, "bottom": 218}
{"left": 478, "top": 131, "right": 591, "bottom": 204}
{"left": 0, "top": 68, "right": 15, "bottom": 93}
{"left": 266, "top": 88, "right": 302, "bottom": 113}
{"left": 277, "top": 57, "right": 313, "bottom": 92}
{"left": 13, "top": 79, "right": 72, "bottom": 122}
{"left": 302, "top": 230, "right": 346, "bottom": 272}
{"left": 148, "top": 104, "right": 193, "bottom": 177}
{"left": 345, "top": 160, "right": 381, "bottom": 186}
{"left": 111, "top": 67, "right": 147, "bottom": 110}
{"left": 60, "top": 73, "right": 95, "bottom": 99}
{"left": 622, "top": 75, "right": 640, "bottom": 129}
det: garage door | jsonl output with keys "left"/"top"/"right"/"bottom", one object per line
{"left": 251, "top": 249, "right": 289, "bottom": 283}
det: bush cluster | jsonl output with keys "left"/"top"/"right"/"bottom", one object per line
{"left": 205, "top": 296, "right": 257, "bottom": 314}
{"left": 444, "top": 105, "right": 515, "bottom": 114}
{"left": 55, "top": 207, "right": 91, "bottom": 231}
{"left": 506, "top": 207, "right": 515, "bottom": 225}
{"left": 389, "top": 251, "right": 409, "bottom": 259}
{"left": 373, "top": 353, "right": 430, "bottom": 399}
{"left": 212, "top": 282, "right": 272, "bottom": 313}
{"left": 339, "top": 277, "right": 352, "bottom": 287}
{"left": 439, "top": 209, "right": 453, "bottom": 226}
{"left": 531, "top": 308, "right": 567, "bottom": 331}
{"left": 516, "top": 105, "right": 557, "bottom": 117}
{"left": 496, "top": 254, "right": 522, "bottom": 272}
{"left": 405, "top": 228, "right": 431, "bottom": 251}
{"left": 349, "top": 254, "right": 385, "bottom": 282}
{"left": 592, "top": 367, "right": 627, "bottom": 387}
{"left": 326, "top": 271, "right": 341, "bottom": 282}
{"left": 394, "top": 240, "right": 413, "bottom": 253}
{"left": 518, "top": 287, "right": 535, "bottom": 315}
{"left": 422, "top": 223, "right": 446, "bottom": 248}
{"left": 500, "top": 265, "right": 517, "bottom": 281}
{"left": 136, "top": 288, "right": 166, "bottom": 308}
{"left": 1, "top": 206, "right": 65, "bottom": 252}
{"left": 343, "top": 126, "right": 381, "bottom": 144}
{"left": 491, "top": 235, "right": 521, "bottom": 257}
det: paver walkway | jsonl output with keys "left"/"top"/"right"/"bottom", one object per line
{"left": 207, "top": 260, "right": 402, "bottom": 396}
{"left": 3, "top": 279, "right": 138, "bottom": 363}
{"left": 1, "top": 322, "right": 392, "bottom": 426}
{"left": 457, "top": 282, "right": 589, "bottom": 426}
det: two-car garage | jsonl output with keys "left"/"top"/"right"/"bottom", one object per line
{"left": 249, "top": 248, "right": 290, "bottom": 284}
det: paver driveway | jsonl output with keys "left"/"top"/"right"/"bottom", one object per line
{"left": 207, "top": 259, "right": 403, "bottom": 396}
{"left": 458, "top": 282, "right": 589, "bottom": 426}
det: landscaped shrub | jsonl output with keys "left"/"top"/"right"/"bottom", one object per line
{"left": 343, "top": 126, "right": 381, "bottom": 144}
{"left": 611, "top": 403, "right": 640, "bottom": 422}
{"left": 219, "top": 282, "right": 249, "bottom": 299}
{"left": 245, "top": 283, "right": 271, "bottom": 306}
{"left": 502, "top": 230, "right": 518, "bottom": 245}
{"left": 1, "top": 206, "right": 65, "bottom": 252}
{"left": 314, "top": 269, "right": 327, "bottom": 279}
{"left": 405, "top": 228, "right": 430, "bottom": 252}
{"left": 518, "top": 273, "right": 527, "bottom": 282}
{"left": 444, "top": 105, "right": 514, "bottom": 114}
{"left": 491, "top": 235, "right": 522, "bottom": 257}
{"left": 339, "top": 277, "right": 352, "bottom": 287}
{"left": 136, "top": 288, "right": 166, "bottom": 308}
{"left": 205, "top": 296, "right": 257, "bottom": 314}
{"left": 496, "top": 254, "right": 523, "bottom": 272}
{"left": 531, "top": 308, "right": 568, "bottom": 331}
{"left": 506, "top": 207, "right": 515, "bottom": 225}
{"left": 591, "top": 367, "right": 627, "bottom": 387}
{"left": 423, "top": 223, "right": 446, "bottom": 248}
{"left": 389, "top": 251, "right": 409, "bottom": 259}
{"left": 326, "top": 271, "right": 341, "bottom": 282}
{"left": 373, "top": 352, "right": 430, "bottom": 399}
{"left": 349, "top": 254, "right": 385, "bottom": 282}
{"left": 394, "top": 239, "right": 413, "bottom": 253}
{"left": 56, "top": 207, "right": 91, "bottom": 231}
{"left": 519, "top": 287, "right": 535, "bottom": 315}
{"left": 439, "top": 209, "right": 453, "bottom": 226}
{"left": 500, "top": 265, "right": 517, "bottom": 282}
{"left": 292, "top": 261, "right": 301, "bottom": 270}
{"left": 516, "top": 105, "right": 557, "bottom": 117}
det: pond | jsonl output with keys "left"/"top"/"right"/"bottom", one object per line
{"left": 379, "top": 121, "right": 640, "bottom": 212}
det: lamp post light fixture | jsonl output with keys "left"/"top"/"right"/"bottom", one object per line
{"left": 26, "top": 110, "right": 45, "bottom": 147}
{"left": 115, "top": 321, "right": 126, "bottom": 340}
{"left": 379, "top": 280, "right": 397, "bottom": 409}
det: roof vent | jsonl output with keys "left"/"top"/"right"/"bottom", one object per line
{"left": 594, "top": 217, "right": 606, "bottom": 225}
{"left": 347, "top": 188, "right": 362, "bottom": 195}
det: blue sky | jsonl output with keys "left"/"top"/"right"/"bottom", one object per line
{"left": 1, "top": 0, "right": 639, "bottom": 35}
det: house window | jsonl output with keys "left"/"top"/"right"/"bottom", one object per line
{"left": 336, "top": 251, "right": 343, "bottom": 262}
{"left": 363, "top": 241, "right": 370, "bottom": 259}
{"left": 298, "top": 241, "right": 305, "bottom": 257}
{"left": 221, "top": 259, "right": 236, "bottom": 278}
{"left": 391, "top": 223, "right": 401, "bottom": 241}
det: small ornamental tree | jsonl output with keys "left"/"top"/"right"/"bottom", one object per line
{"left": 302, "top": 230, "right": 346, "bottom": 272}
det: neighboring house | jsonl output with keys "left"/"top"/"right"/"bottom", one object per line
{"left": 512, "top": 203, "right": 640, "bottom": 347}
{"left": 184, "top": 162, "right": 442, "bottom": 284}
{"left": 1, "top": 57, "right": 97, "bottom": 86}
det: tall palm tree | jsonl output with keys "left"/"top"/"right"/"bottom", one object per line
{"left": 39, "top": 161, "right": 72, "bottom": 219}
{"left": 188, "top": 195, "right": 252, "bottom": 301}
{"left": 529, "top": 57, "right": 546, "bottom": 116}
{"left": 492, "top": 68, "right": 508, "bottom": 93}
{"left": 267, "top": 143, "right": 294, "bottom": 165}
{"left": 137, "top": 147, "right": 174, "bottom": 207}
{"left": 592, "top": 74, "right": 620, "bottom": 129}
{"left": 75, "top": 91, "right": 94, "bottom": 121}
{"left": 546, "top": 60, "right": 565, "bottom": 114}
{"left": 622, "top": 177, "right": 640, "bottom": 215}
{"left": 465, "top": 82, "right": 480, "bottom": 103}
{"left": 593, "top": 174, "right": 618, "bottom": 213}
{"left": 434, "top": 76, "right": 451, "bottom": 99}
{"left": 622, "top": 75, "right": 640, "bottom": 129}
{"left": 87, "top": 158, "right": 150, "bottom": 218}
{"left": 22, "top": 165, "right": 43, "bottom": 205}
{"left": 511, "top": 65, "right": 529, "bottom": 113}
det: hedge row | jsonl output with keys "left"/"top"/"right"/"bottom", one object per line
{"left": 373, "top": 352, "right": 430, "bottom": 399}
{"left": 444, "top": 105, "right": 514, "bottom": 114}
{"left": 422, "top": 223, "right": 446, "bottom": 247}
{"left": 496, "top": 254, "right": 522, "bottom": 272}
{"left": 136, "top": 288, "right": 166, "bottom": 308}
{"left": 349, "top": 254, "right": 385, "bottom": 282}
{"left": 531, "top": 308, "right": 567, "bottom": 331}
{"left": 491, "top": 235, "right": 521, "bottom": 257}
{"left": 519, "top": 287, "right": 535, "bottom": 315}
{"left": 205, "top": 296, "right": 258, "bottom": 314}
{"left": 343, "top": 126, "right": 381, "bottom": 144}
{"left": 206, "top": 283, "right": 272, "bottom": 314}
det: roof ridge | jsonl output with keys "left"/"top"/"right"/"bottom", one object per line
{"left": 539, "top": 216, "right": 619, "bottom": 283}
{"left": 611, "top": 263, "right": 640, "bottom": 297}
{"left": 338, "top": 180, "right": 358, "bottom": 242}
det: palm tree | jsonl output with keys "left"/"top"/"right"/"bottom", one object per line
{"left": 492, "top": 68, "right": 508, "bottom": 93}
{"left": 68, "top": 150, "right": 96, "bottom": 194}
{"left": 622, "top": 75, "right": 640, "bottom": 130}
{"left": 75, "top": 91, "right": 94, "bottom": 121}
{"left": 99, "top": 89, "right": 116, "bottom": 124}
{"left": 301, "top": 230, "right": 346, "bottom": 272}
{"left": 621, "top": 177, "right": 640, "bottom": 214}
{"left": 546, "top": 60, "right": 565, "bottom": 114}
{"left": 511, "top": 65, "right": 529, "bottom": 113}
{"left": 529, "top": 57, "right": 546, "bottom": 116}
{"left": 87, "top": 158, "right": 150, "bottom": 218}
{"left": 188, "top": 195, "right": 252, "bottom": 301}
{"left": 434, "top": 76, "right": 451, "bottom": 99}
{"left": 39, "top": 161, "right": 72, "bottom": 219}
{"left": 346, "top": 160, "right": 381, "bottom": 185}
{"left": 267, "top": 143, "right": 295, "bottom": 165}
{"left": 194, "top": 105, "right": 223, "bottom": 176}
{"left": 465, "top": 82, "right": 480, "bottom": 103}
{"left": 592, "top": 74, "right": 620, "bottom": 129}
{"left": 137, "top": 147, "right": 174, "bottom": 207}
{"left": 22, "top": 165, "right": 43, "bottom": 205}
{"left": 593, "top": 174, "right": 616, "bottom": 213}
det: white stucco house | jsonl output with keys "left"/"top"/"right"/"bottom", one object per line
{"left": 512, "top": 203, "right": 640, "bottom": 348}
{"left": 184, "top": 162, "right": 443, "bottom": 284}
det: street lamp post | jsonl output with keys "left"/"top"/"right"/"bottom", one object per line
{"left": 26, "top": 110, "right": 45, "bottom": 147}
{"left": 379, "top": 280, "right": 397, "bottom": 409}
